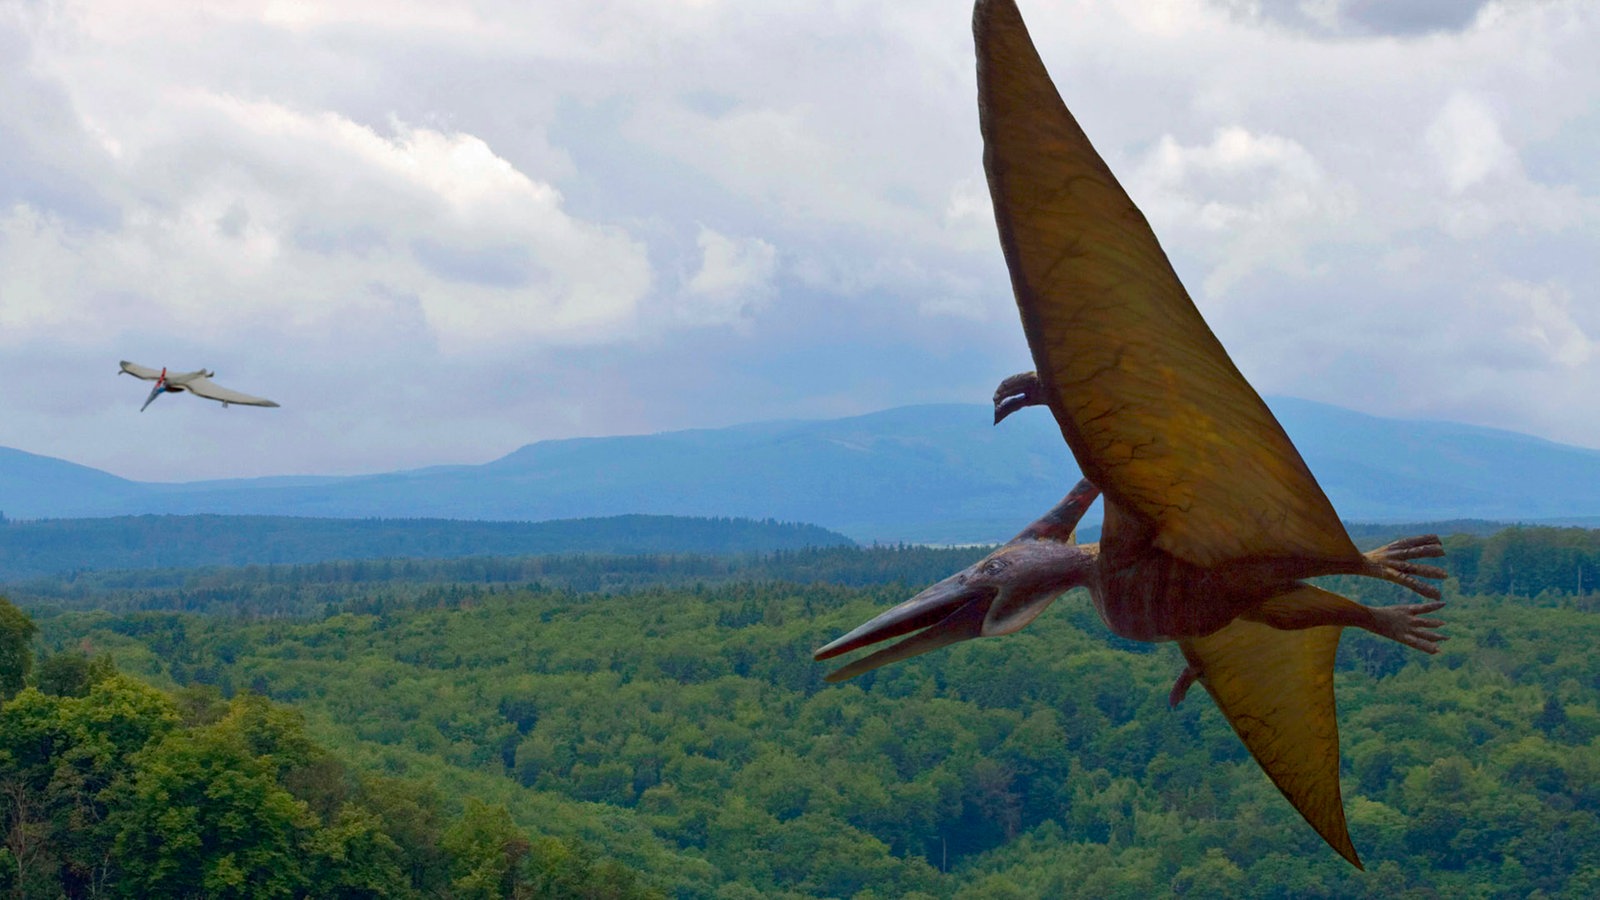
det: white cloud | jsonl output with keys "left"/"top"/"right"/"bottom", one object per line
{"left": 1131, "top": 126, "right": 1356, "bottom": 295}
{"left": 678, "top": 226, "right": 777, "bottom": 327}
{"left": 0, "top": 87, "right": 654, "bottom": 355}
{"left": 2, "top": 0, "right": 1600, "bottom": 483}
{"left": 1503, "top": 279, "right": 1593, "bottom": 369}
{"left": 1427, "top": 92, "right": 1513, "bottom": 194}
{"left": 1419, "top": 92, "right": 1590, "bottom": 239}
{"left": 942, "top": 178, "right": 995, "bottom": 252}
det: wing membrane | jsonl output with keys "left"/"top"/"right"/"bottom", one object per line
{"left": 1180, "top": 587, "right": 1358, "bottom": 867}
{"left": 182, "top": 375, "right": 279, "bottom": 408}
{"left": 974, "top": 0, "right": 1354, "bottom": 568}
{"left": 119, "top": 361, "right": 163, "bottom": 381}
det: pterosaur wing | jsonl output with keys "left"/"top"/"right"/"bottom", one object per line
{"left": 181, "top": 375, "right": 280, "bottom": 408}
{"left": 1179, "top": 586, "right": 1358, "bottom": 868}
{"left": 974, "top": 0, "right": 1355, "bottom": 568}
{"left": 119, "top": 361, "right": 164, "bottom": 381}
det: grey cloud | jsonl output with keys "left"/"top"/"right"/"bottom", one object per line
{"left": 1342, "top": 0, "right": 1490, "bottom": 35}
{"left": 1213, "top": 0, "right": 1494, "bottom": 37}
{"left": 0, "top": 23, "right": 120, "bottom": 229}
{"left": 680, "top": 91, "right": 739, "bottom": 118}
{"left": 411, "top": 239, "right": 545, "bottom": 289}
{"left": 1, "top": 0, "right": 1597, "bottom": 486}
{"left": 295, "top": 224, "right": 389, "bottom": 257}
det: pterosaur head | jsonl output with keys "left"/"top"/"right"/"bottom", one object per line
{"left": 814, "top": 537, "right": 1095, "bottom": 682}
{"left": 992, "top": 370, "right": 1044, "bottom": 425}
{"left": 139, "top": 368, "right": 168, "bottom": 412}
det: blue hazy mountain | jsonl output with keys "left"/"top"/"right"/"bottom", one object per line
{"left": 0, "top": 446, "right": 147, "bottom": 516}
{"left": 3, "top": 397, "right": 1598, "bottom": 543}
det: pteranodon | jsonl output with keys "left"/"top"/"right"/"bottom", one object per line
{"left": 816, "top": 0, "right": 1447, "bottom": 869}
{"left": 119, "top": 361, "right": 280, "bottom": 412}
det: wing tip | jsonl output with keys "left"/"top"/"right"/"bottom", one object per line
{"left": 1338, "top": 839, "right": 1364, "bottom": 870}
{"left": 1185, "top": 620, "right": 1365, "bottom": 867}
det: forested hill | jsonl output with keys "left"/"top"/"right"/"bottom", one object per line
{"left": 0, "top": 606, "right": 663, "bottom": 899}
{"left": 13, "top": 525, "right": 1600, "bottom": 620}
{"left": 16, "top": 535, "right": 1600, "bottom": 897}
{"left": 0, "top": 513, "right": 852, "bottom": 581}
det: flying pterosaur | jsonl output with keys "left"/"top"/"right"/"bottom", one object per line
{"left": 119, "top": 361, "right": 280, "bottom": 412}
{"left": 816, "top": 0, "right": 1448, "bottom": 868}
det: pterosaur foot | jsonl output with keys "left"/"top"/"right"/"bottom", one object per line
{"left": 993, "top": 370, "right": 1043, "bottom": 424}
{"left": 1168, "top": 663, "right": 1199, "bottom": 708}
{"left": 1370, "top": 533, "right": 1446, "bottom": 562}
{"left": 1363, "top": 534, "right": 1447, "bottom": 600}
{"left": 1369, "top": 600, "right": 1448, "bottom": 654}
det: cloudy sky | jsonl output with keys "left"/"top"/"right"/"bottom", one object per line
{"left": 2, "top": 0, "right": 1595, "bottom": 482}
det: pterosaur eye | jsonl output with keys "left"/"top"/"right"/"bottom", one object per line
{"left": 980, "top": 558, "right": 1009, "bottom": 576}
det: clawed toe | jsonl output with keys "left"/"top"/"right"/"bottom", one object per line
{"left": 1364, "top": 534, "right": 1448, "bottom": 600}
{"left": 1367, "top": 534, "right": 1445, "bottom": 562}
{"left": 1371, "top": 600, "right": 1449, "bottom": 654}
{"left": 1386, "top": 559, "right": 1448, "bottom": 580}
{"left": 1390, "top": 573, "right": 1443, "bottom": 601}
{"left": 1408, "top": 600, "right": 1446, "bottom": 616}
{"left": 1402, "top": 632, "right": 1449, "bottom": 654}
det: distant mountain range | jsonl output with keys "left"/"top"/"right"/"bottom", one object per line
{"left": 4, "top": 397, "right": 1599, "bottom": 544}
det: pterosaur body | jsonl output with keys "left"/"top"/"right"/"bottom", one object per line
{"left": 817, "top": 0, "right": 1448, "bottom": 868}
{"left": 119, "top": 361, "right": 280, "bottom": 412}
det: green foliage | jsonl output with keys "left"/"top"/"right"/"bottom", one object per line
{"left": 0, "top": 513, "right": 853, "bottom": 581}
{"left": 1445, "top": 527, "right": 1600, "bottom": 600}
{"left": 0, "top": 611, "right": 662, "bottom": 898}
{"left": 33, "top": 652, "right": 115, "bottom": 698}
{"left": 12, "top": 529, "right": 1600, "bottom": 897}
{"left": 0, "top": 597, "right": 35, "bottom": 700}
{"left": 9, "top": 544, "right": 984, "bottom": 618}
{"left": 109, "top": 710, "right": 315, "bottom": 898}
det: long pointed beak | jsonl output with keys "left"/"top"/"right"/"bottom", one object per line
{"left": 814, "top": 572, "right": 995, "bottom": 681}
{"left": 140, "top": 381, "right": 165, "bottom": 412}
{"left": 822, "top": 600, "right": 988, "bottom": 682}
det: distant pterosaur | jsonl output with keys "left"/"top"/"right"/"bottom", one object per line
{"left": 119, "top": 361, "right": 280, "bottom": 412}
{"left": 817, "top": 0, "right": 1447, "bottom": 869}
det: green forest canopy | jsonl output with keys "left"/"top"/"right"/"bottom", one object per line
{"left": 0, "top": 630, "right": 661, "bottom": 899}
{"left": 5, "top": 524, "right": 1600, "bottom": 898}
{"left": 0, "top": 512, "right": 854, "bottom": 581}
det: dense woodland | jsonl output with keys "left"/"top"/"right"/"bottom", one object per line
{"left": 0, "top": 514, "right": 852, "bottom": 581}
{"left": 0, "top": 649, "right": 659, "bottom": 898}
{"left": 7, "top": 545, "right": 984, "bottom": 620}
{"left": 10, "top": 525, "right": 1600, "bottom": 618}
{"left": 3, "top": 525, "right": 1599, "bottom": 897}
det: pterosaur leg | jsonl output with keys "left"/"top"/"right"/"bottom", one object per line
{"left": 1248, "top": 585, "right": 1448, "bottom": 654}
{"left": 1168, "top": 663, "right": 1200, "bottom": 708}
